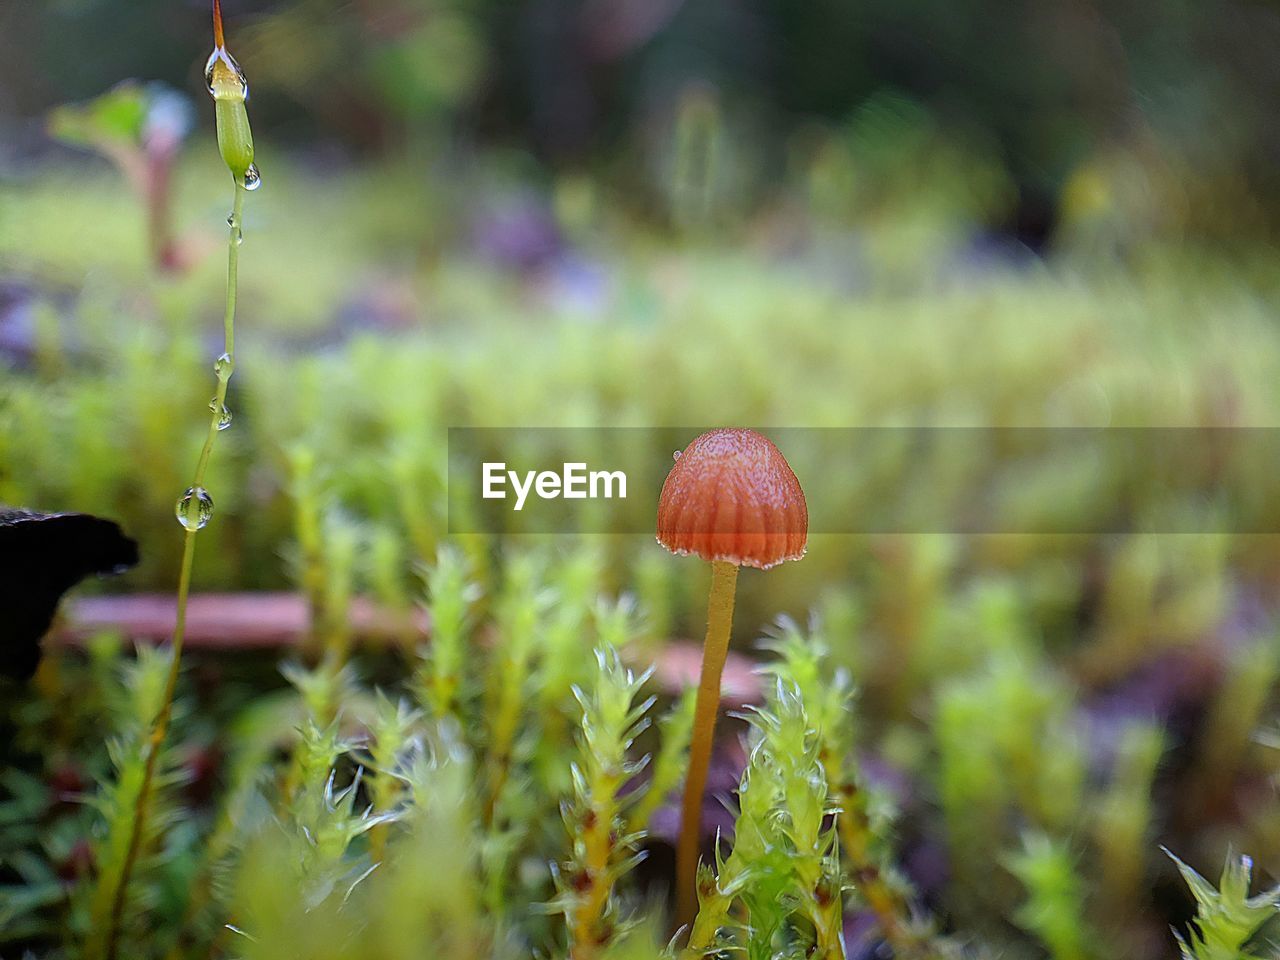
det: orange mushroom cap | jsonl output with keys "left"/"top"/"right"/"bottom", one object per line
{"left": 656, "top": 428, "right": 808, "bottom": 570}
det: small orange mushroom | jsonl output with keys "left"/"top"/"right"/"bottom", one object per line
{"left": 656, "top": 428, "right": 807, "bottom": 926}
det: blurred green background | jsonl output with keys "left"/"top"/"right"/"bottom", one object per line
{"left": 4, "top": 0, "right": 1280, "bottom": 238}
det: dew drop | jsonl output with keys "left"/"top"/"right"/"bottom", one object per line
{"left": 205, "top": 46, "right": 248, "bottom": 99}
{"left": 214, "top": 352, "right": 235, "bottom": 380}
{"left": 673, "top": 449, "right": 682, "bottom": 461}
{"left": 175, "top": 486, "right": 214, "bottom": 531}
{"left": 203, "top": 54, "right": 218, "bottom": 95}
{"left": 234, "top": 228, "right": 244, "bottom": 247}
{"left": 209, "top": 397, "right": 232, "bottom": 430}
{"left": 226, "top": 212, "right": 238, "bottom": 228}
{"left": 241, "top": 164, "right": 262, "bottom": 191}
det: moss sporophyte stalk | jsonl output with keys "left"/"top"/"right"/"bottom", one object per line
{"left": 84, "top": 4, "right": 259, "bottom": 959}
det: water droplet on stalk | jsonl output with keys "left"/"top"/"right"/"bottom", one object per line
{"left": 242, "top": 164, "right": 262, "bottom": 191}
{"left": 209, "top": 398, "right": 232, "bottom": 430}
{"left": 205, "top": 46, "right": 248, "bottom": 99}
{"left": 214, "top": 352, "right": 234, "bottom": 379}
{"left": 234, "top": 228, "right": 244, "bottom": 246}
{"left": 175, "top": 486, "right": 214, "bottom": 531}
{"left": 227, "top": 212, "right": 238, "bottom": 228}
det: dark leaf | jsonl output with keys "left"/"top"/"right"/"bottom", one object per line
{"left": 0, "top": 509, "right": 139, "bottom": 681}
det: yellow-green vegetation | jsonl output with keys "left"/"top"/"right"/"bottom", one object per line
{"left": 6, "top": 565, "right": 1275, "bottom": 959}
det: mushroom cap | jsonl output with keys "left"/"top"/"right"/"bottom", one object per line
{"left": 656, "top": 428, "right": 807, "bottom": 570}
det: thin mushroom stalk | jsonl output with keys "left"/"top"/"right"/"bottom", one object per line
{"left": 676, "top": 559, "right": 739, "bottom": 924}
{"left": 655, "top": 428, "right": 808, "bottom": 929}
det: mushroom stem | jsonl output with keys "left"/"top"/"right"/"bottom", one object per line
{"left": 676, "top": 559, "right": 739, "bottom": 928}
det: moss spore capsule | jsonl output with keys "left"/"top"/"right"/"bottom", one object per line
{"left": 206, "top": 45, "right": 256, "bottom": 184}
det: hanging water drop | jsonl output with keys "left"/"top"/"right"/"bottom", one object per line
{"left": 234, "top": 228, "right": 244, "bottom": 246}
{"left": 175, "top": 486, "right": 214, "bottom": 531}
{"left": 227, "top": 212, "right": 238, "bottom": 228}
{"left": 674, "top": 449, "right": 683, "bottom": 461}
{"left": 241, "top": 164, "right": 262, "bottom": 191}
{"left": 209, "top": 397, "right": 233, "bottom": 430}
{"left": 203, "top": 52, "right": 219, "bottom": 95}
{"left": 214, "top": 352, "right": 235, "bottom": 379}
{"left": 205, "top": 46, "right": 248, "bottom": 99}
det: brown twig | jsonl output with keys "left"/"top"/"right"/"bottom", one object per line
{"left": 57, "top": 592, "right": 763, "bottom": 705}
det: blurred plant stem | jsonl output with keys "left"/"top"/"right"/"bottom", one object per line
{"left": 1186, "top": 637, "right": 1280, "bottom": 824}
{"left": 1094, "top": 723, "right": 1164, "bottom": 951}
{"left": 829, "top": 773, "right": 914, "bottom": 953}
